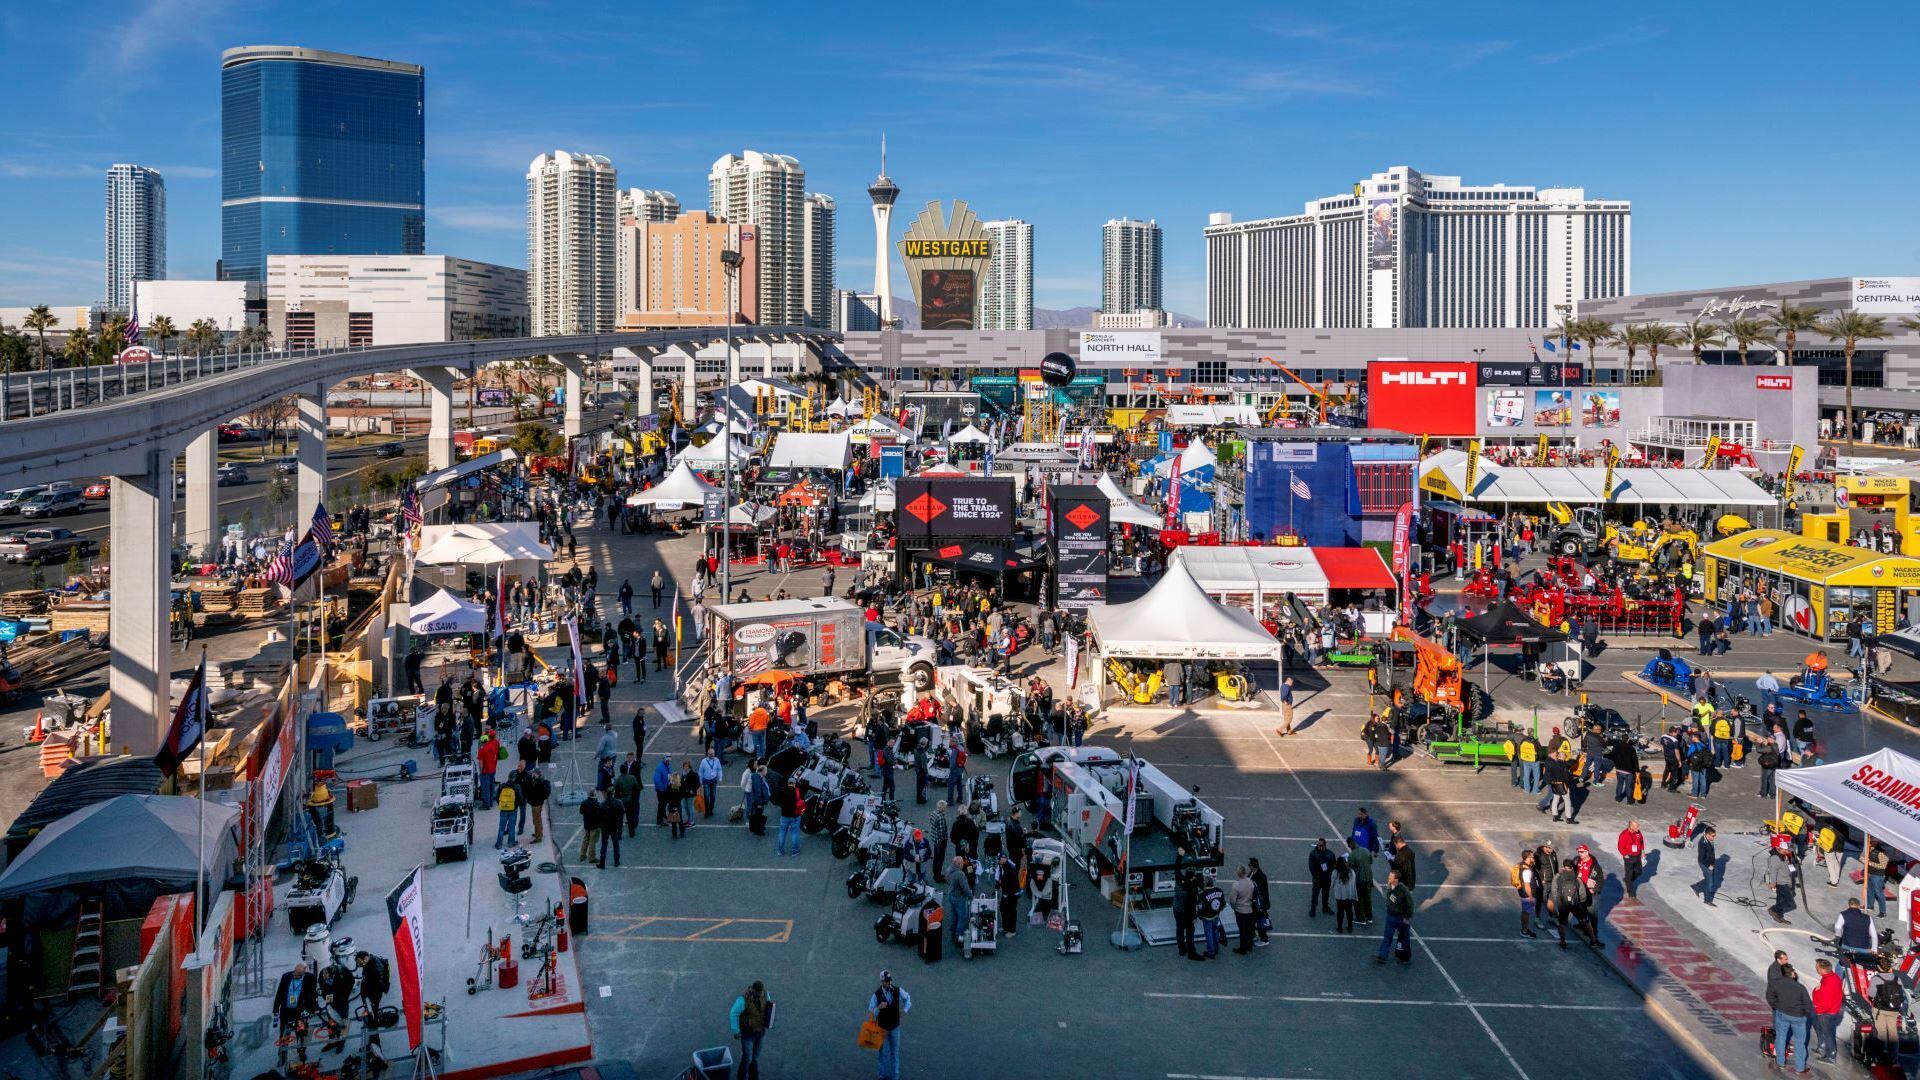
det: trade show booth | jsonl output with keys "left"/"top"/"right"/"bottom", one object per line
{"left": 1087, "top": 562, "right": 1284, "bottom": 705}
{"left": 1701, "top": 529, "right": 1920, "bottom": 639}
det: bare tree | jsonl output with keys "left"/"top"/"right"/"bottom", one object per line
{"left": 244, "top": 395, "right": 298, "bottom": 459}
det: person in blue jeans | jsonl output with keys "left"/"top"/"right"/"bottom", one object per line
{"left": 867, "top": 972, "right": 910, "bottom": 1080}
{"left": 776, "top": 786, "right": 805, "bottom": 856}
{"left": 493, "top": 778, "right": 520, "bottom": 848}
{"left": 1768, "top": 961, "right": 1813, "bottom": 1073}
{"left": 1373, "top": 870, "right": 1414, "bottom": 965}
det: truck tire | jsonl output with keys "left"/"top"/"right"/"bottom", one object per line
{"left": 1556, "top": 537, "right": 1581, "bottom": 558}
{"left": 907, "top": 664, "right": 933, "bottom": 692}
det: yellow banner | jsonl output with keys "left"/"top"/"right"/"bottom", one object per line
{"left": 1534, "top": 433, "right": 1550, "bottom": 467}
{"left": 1701, "top": 434, "right": 1721, "bottom": 468}
{"left": 1463, "top": 439, "right": 1481, "bottom": 500}
{"left": 1603, "top": 445, "right": 1621, "bottom": 502}
{"left": 1783, "top": 444, "right": 1805, "bottom": 503}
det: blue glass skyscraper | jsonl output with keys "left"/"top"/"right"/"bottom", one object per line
{"left": 220, "top": 46, "right": 424, "bottom": 282}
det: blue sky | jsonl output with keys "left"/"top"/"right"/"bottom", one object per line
{"left": 3, "top": 1, "right": 1918, "bottom": 314}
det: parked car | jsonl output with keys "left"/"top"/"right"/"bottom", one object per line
{"left": 0, "top": 528, "right": 90, "bottom": 564}
{"left": 19, "top": 490, "right": 84, "bottom": 518}
{"left": 217, "top": 424, "right": 261, "bottom": 443}
{"left": 216, "top": 465, "right": 251, "bottom": 486}
{"left": 375, "top": 442, "right": 407, "bottom": 459}
{"left": 83, "top": 482, "right": 110, "bottom": 501}
{"left": 0, "top": 487, "right": 48, "bottom": 515}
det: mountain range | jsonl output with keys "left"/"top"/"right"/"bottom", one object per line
{"left": 888, "top": 305, "right": 1202, "bottom": 330}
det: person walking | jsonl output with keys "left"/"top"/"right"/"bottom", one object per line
{"left": 699, "top": 748, "right": 723, "bottom": 819}
{"left": 649, "top": 569, "right": 665, "bottom": 608}
{"left": 1617, "top": 821, "right": 1645, "bottom": 899}
{"left": 1372, "top": 869, "right": 1414, "bottom": 966}
{"left": 1696, "top": 826, "right": 1720, "bottom": 905}
{"left": 1307, "top": 839, "right": 1336, "bottom": 917}
{"left": 613, "top": 763, "right": 640, "bottom": 839}
{"left": 577, "top": 790, "right": 603, "bottom": 863}
{"left": 867, "top": 971, "right": 911, "bottom": 1080}
{"left": 596, "top": 789, "right": 622, "bottom": 868}
{"left": 1766, "top": 961, "right": 1813, "bottom": 1074}
{"left": 1331, "top": 857, "right": 1357, "bottom": 934}
{"left": 653, "top": 757, "right": 674, "bottom": 827}
{"left": 729, "top": 980, "right": 773, "bottom": 1080}
{"left": 1514, "top": 850, "right": 1539, "bottom": 938}
{"left": 1348, "top": 840, "right": 1375, "bottom": 926}
{"left": 1229, "top": 866, "right": 1258, "bottom": 954}
{"left": 1248, "top": 857, "right": 1271, "bottom": 946}
{"left": 1276, "top": 676, "right": 1296, "bottom": 736}
{"left": 523, "top": 766, "right": 550, "bottom": 844}
{"left": 618, "top": 578, "right": 634, "bottom": 617}
{"left": 1764, "top": 849, "right": 1797, "bottom": 924}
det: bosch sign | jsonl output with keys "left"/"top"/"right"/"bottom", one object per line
{"left": 1367, "top": 361, "right": 1477, "bottom": 436}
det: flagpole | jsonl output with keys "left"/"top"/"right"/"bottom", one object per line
{"left": 194, "top": 644, "right": 208, "bottom": 943}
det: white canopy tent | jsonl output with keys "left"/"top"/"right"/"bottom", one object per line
{"left": 846, "top": 416, "right": 905, "bottom": 442}
{"left": 1096, "top": 472, "right": 1165, "bottom": 529}
{"left": 824, "top": 397, "right": 859, "bottom": 418}
{"left": 766, "top": 431, "right": 852, "bottom": 471}
{"left": 727, "top": 502, "right": 778, "bottom": 526}
{"left": 858, "top": 482, "right": 897, "bottom": 512}
{"left": 675, "top": 436, "right": 755, "bottom": 469}
{"left": 694, "top": 415, "right": 758, "bottom": 441}
{"left": 1170, "top": 546, "right": 1331, "bottom": 615}
{"left": 1422, "top": 448, "right": 1775, "bottom": 507}
{"left": 627, "top": 460, "right": 720, "bottom": 507}
{"left": 948, "top": 423, "right": 992, "bottom": 445}
{"left": 1778, "top": 748, "right": 1920, "bottom": 905}
{"left": 415, "top": 522, "right": 554, "bottom": 570}
{"left": 408, "top": 588, "right": 487, "bottom": 635}
{"left": 1152, "top": 439, "right": 1218, "bottom": 477}
{"left": 1088, "top": 562, "right": 1285, "bottom": 663}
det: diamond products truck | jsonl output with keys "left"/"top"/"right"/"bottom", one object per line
{"left": 707, "top": 597, "right": 938, "bottom": 690}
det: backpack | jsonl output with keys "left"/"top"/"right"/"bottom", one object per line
{"left": 1875, "top": 978, "right": 1904, "bottom": 1013}
{"left": 1510, "top": 863, "right": 1528, "bottom": 893}
{"left": 362, "top": 956, "right": 391, "bottom": 997}
{"left": 497, "top": 785, "right": 518, "bottom": 812}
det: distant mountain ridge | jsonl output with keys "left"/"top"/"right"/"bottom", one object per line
{"left": 882, "top": 305, "right": 1201, "bottom": 331}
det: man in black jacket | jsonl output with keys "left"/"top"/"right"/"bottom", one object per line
{"left": 1609, "top": 736, "right": 1640, "bottom": 802}
{"left": 1696, "top": 826, "right": 1719, "bottom": 905}
{"left": 1174, "top": 871, "right": 1202, "bottom": 960}
{"left": 1248, "top": 858, "right": 1272, "bottom": 946}
{"left": 1307, "top": 839, "right": 1336, "bottom": 917}
{"left": 275, "top": 961, "right": 320, "bottom": 1058}
{"left": 1550, "top": 858, "right": 1600, "bottom": 949}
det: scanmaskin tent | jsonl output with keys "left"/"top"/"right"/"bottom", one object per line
{"left": 1778, "top": 748, "right": 1920, "bottom": 865}
{"left": 627, "top": 460, "right": 720, "bottom": 507}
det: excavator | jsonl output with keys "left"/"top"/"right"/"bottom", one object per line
{"left": 1544, "top": 502, "right": 1744, "bottom": 574}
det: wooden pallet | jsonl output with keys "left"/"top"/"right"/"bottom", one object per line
{"left": 0, "top": 589, "right": 47, "bottom": 617}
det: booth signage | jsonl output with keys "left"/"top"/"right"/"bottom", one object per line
{"left": 1050, "top": 485, "right": 1110, "bottom": 610}
{"left": 1368, "top": 361, "right": 1477, "bottom": 435}
{"left": 1756, "top": 374, "right": 1794, "bottom": 390}
{"left": 896, "top": 477, "right": 1016, "bottom": 538}
{"left": 1081, "top": 331, "right": 1162, "bottom": 364}
{"left": 1476, "top": 361, "right": 1584, "bottom": 387}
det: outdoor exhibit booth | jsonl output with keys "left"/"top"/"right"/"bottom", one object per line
{"left": 1701, "top": 529, "right": 1920, "bottom": 640}
{"left": 1777, "top": 748, "right": 1920, "bottom": 928}
{"left": 1087, "top": 562, "right": 1285, "bottom": 706}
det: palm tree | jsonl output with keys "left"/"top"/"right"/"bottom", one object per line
{"left": 235, "top": 323, "right": 274, "bottom": 352}
{"left": 1606, "top": 323, "right": 1643, "bottom": 381}
{"left": 1639, "top": 322, "right": 1681, "bottom": 382}
{"left": 147, "top": 315, "right": 176, "bottom": 357}
{"left": 61, "top": 326, "right": 92, "bottom": 368}
{"left": 1766, "top": 302, "right": 1822, "bottom": 367}
{"left": 184, "top": 319, "right": 221, "bottom": 357}
{"left": 96, "top": 316, "right": 129, "bottom": 366}
{"left": 1817, "top": 311, "right": 1891, "bottom": 457}
{"left": 1679, "top": 319, "right": 1724, "bottom": 364}
{"left": 21, "top": 305, "right": 55, "bottom": 371}
{"left": 1722, "top": 317, "right": 1771, "bottom": 366}
{"left": 1573, "top": 318, "right": 1611, "bottom": 382}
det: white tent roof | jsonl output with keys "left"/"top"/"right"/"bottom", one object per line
{"left": 1095, "top": 473, "right": 1164, "bottom": 529}
{"left": 695, "top": 415, "right": 757, "bottom": 440}
{"left": 675, "top": 435, "right": 754, "bottom": 468}
{"left": 1170, "top": 546, "right": 1330, "bottom": 598}
{"left": 414, "top": 448, "right": 521, "bottom": 492}
{"left": 1178, "top": 439, "right": 1218, "bottom": 473}
{"left": 1778, "top": 749, "right": 1920, "bottom": 859}
{"left": 409, "top": 588, "right": 487, "bottom": 635}
{"left": 1088, "top": 562, "right": 1284, "bottom": 661}
{"left": 766, "top": 431, "right": 851, "bottom": 470}
{"left": 948, "top": 423, "right": 992, "bottom": 445}
{"left": 728, "top": 502, "right": 778, "bottom": 526}
{"left": 847, "top": 416, "right": 904, "bottom": 439}
{"left": 858, "top": 482, "right": 897, "bottom": 512}
{"left": 1165, "top": 404, "right": 1261, "bottom": 427}
{"left": 824, "top": 397, "right": 858, "bottom": 417}
{"left": 1422, "top": 448, "right": 1775, "bottom": 506}
{"left": 416, "top": 522, "right": 553, "bottom": 568}
{"left": 627, "top": 460, "right": 719, "bottom": 506}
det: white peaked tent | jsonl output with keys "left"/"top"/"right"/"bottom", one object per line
{"left": 846, "top": 415, "right": 905, "bottom": 442}
{"left": 727, "top": 502, "right": 778, "bottom": 526}
{"left": 858, "top": 482, "right": 897, "bottom": 512}
{"left": 1096, "top": 473, "right": 1164, "bottom": 529}
{"left": 766, "top": 431, "right": 852, "bottom": 471}
{"left": 415, "top": 522, "right": 554, "bottom": 569}
{"left": 1778, "top": 748, "right": 1920, "bottom": 866}
{"left": 1088, "top": 561, "right": 1284, "bottom": 662}
{"left": 408, "top": 588, "right": 487, "bottom": 635}
{"left": 696, "top": 415, "right": 758, "bottom": 441}
{"left": 948, "top": 423, "right": 992, "bottom": 445}
{"left": 824, "top": 397, "right": 859, "bottom": 418}
{"left": 1152, "top": 439, "right": 1218, "bottom": 477}
{"left": 676, "top": 435, "right": 755, "bottom": 469}
{"left": 627, "top": 460, "right": 719, "bottom": 506}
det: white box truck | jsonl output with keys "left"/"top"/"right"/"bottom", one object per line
{"left": 708, "top": 597, "right": 939, "bottom": 689}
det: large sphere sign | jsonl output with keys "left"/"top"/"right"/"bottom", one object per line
{"left": 1039, "top": 351, "right": 1076, "bottom": 388}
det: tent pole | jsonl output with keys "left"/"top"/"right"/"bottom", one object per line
{"left": 1863, "top": 834, "right": 1874, "bottom": 910}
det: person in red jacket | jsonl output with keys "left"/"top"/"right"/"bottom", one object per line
{"left": 1573, "top": 844, "right": 1601, "bottom": 893}
{"left": 1810, "top": 957, "right": 1845, "bottom": 1065}
{"left": 477, "top": 731, "right": 502, "bottom": 809}
{"left": 1617, "top": 821, "right": 1646, "bottom": 899}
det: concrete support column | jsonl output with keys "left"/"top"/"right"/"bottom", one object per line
{"left": 295, "top": 389, "right": 327, "bottom": 528}
{"left": 411, "top": 367, "right": 459, "bottom": 472}
{"left": 761, "top": 343, "right": 774, "bottom": 379}
{"left": 679, "top": 345, "right": 699, "bottom": 420}
{"left": 555, "top": 354, "right": 588, "bottom": 440}
{"left": 108, "top": 459, "right": 174, "bottom": 757}
{"left": 184, "top": 428, "right": 219, "bottom": 560}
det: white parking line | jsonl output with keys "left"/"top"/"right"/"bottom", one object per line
{"left": 1147, "top": 991, "right": 1635, "bottom": 1012}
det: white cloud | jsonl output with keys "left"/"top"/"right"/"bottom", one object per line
{"left": 0, "top": 160, "right": 96, "bottom": 179}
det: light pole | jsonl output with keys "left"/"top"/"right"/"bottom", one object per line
{"left": 720, "top": 247, "right": 743, "bottom": 604}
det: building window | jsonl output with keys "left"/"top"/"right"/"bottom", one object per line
{"left": 1353, "top": 462, "right": 1414, "bottom": 514}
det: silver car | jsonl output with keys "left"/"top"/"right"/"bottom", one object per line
{"left": 0, "top": 487, "right": 47, "bottom": 515}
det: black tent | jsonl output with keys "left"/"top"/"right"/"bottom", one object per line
{"left": 1457, "top": 601, "right": 1569, "bottom": 646}
{"left": 912, "top": 542, "right": 1043, "bottom": 575}
{"left": 5, "top": 756, "right": 164, "bottom": 862}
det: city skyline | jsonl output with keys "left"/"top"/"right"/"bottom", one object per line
{"left": 2, "top": 4, "right": 1918, "bottom": 314}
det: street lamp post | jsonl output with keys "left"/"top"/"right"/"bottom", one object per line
{"left": 720, "top": 248, "right": 743, "bottom": 604}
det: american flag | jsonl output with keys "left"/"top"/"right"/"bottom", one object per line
{"left": 123, "top": 305, "right": 140, "bottom": 345}
{"left": 1290, "top": 473, "right": 1312, "bottom": 501}
{"left": 398, "top": 487, "right": 422, "bottom": 531}
{"left": 260, "top": 529, "right": 296, "bottom": 586}
{"left": 309, "top": 503, "right": 335, "bottom": 554}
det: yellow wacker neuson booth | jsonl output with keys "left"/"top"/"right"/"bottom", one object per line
{"left": 1701, "top": 529, "right": 1920, "bottom": 639}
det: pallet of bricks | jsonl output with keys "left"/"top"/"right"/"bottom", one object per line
{"left": 191, "top": 582, "right": 241, "bottom": 628}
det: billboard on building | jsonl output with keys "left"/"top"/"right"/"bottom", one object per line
{"left": 1367, "top": 199, "right": 1395, "bottom": 270}
{"left": 1081, "top": 331, "right": 1162, "bottom": 364}
{"left": 895, "top": 476, "right": 1017, "bottom": 539}
{"left": 919, "top": 269, "right": 976, "bottom": 330}
{"left": 1580, "top": 390, "right": 1621, "bottom": 428}
{"left": 1487, "top": 390, "right": 1526, "bottom": 428}
{"left": 1851, "top": 277, "right": 1920, "bottom": 315}
{"left": 1531, "top": 389, "right": 1573, "bottom": 427}
{"left": 1367, "top": 361, "right": 1475, "bottom": 436}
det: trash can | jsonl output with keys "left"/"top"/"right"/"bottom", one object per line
{"left": 692, "top": 1046, "right": 733, "bottom": 1080}
{"left": 569, "top": 877, "right": 589, "bottom": 935}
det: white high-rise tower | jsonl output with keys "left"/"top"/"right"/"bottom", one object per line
{"left": 105, "top": 164, "right": 166, "bottom": 313}
{"left": 867, "top": 135, "right": 899, "bottom": 328}
{"left": 526, "top": 150, "right": 618, "bottom": 335}
{"left": 981, "top": 219, "right": 1033, "bottom": 330}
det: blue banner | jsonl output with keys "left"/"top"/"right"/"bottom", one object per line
{"left": 879, "top": 444, "right": 906, "bottom": 478}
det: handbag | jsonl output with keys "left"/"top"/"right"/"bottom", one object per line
{"left": 857, "top": 1019, "right": 887, "bottom": 1050}
{"left": 695, "top": 792, "right": 708, "bottom": 815}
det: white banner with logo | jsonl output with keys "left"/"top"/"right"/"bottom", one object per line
{"left": 1080, "top": 331, "right": 1161, "bottom": 365}
{"left": 1851, "top": 277, "right": 1920, "bottom": 315}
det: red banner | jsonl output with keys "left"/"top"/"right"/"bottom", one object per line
{"left": 386, "top": 866, "right": 427, "bottom": 1050}
{"left": 1367, "top": 361, "right": 1477, "bottom": 435}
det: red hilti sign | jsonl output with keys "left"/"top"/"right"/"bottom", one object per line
{"left": 1367, "top": 361, "right": 1477, "bottom": 435}
{"left": 1755, "top": 374, "right": 1793, "bottom": 390}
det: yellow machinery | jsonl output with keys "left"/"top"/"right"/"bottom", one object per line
{"left": 1211, "top": 665, "right": 1252, "bottom": 702}
{"left": 1106, "top": 659, "right": 1164, "bottom": 705}
{"left": 1258, "top": 357, "right": 1334, "bottom": 425}
{"left": 1801, "top": 475, "right": 1920, "bottom": 555}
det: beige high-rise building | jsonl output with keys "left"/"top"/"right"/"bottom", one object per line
{"left": 615, "top": 188, "right": 680, "bottom": 323}
{"left": 981, "top": 218, "right": 1033, "bottom": 330}
{"left": 618, "top": 211, "right": 759, "bottom": 327}
{"left": 708, "top": 151, "right": 804, "bottom": 326}
{"left": 526, "top": 150, "right": 617, "bottom": 335}
{"left": 803, "top": 192, "right": 836, "bottom": 330}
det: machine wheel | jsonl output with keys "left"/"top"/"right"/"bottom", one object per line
{"left": 832, "top": 835, "right": 854, "bottom": 859}
{"left": 907, "top": 664, "right": 934, "bottom": 692}
{"left": 1557, "top": 538, "right": 1581, "bottom": 557}
{"left": 846, "top": 876, "right": 865, "bottom": 899}
{"left": 874, "top": 921, "right": 892, "bottom": 944}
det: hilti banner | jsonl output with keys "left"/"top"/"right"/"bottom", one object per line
{"left": 1367, "top": 361, "right": 1477, "bottom": 435}
{"left": 387, "top": 866, "right": 427, "bottom": 1050}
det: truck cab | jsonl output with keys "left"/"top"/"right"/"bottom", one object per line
{"left": 868, "top": 623, "right": 937, "bottom": 690}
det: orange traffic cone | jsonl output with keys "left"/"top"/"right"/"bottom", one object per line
{"left": 27, "top": 712, "right": 44, "bottom": 743}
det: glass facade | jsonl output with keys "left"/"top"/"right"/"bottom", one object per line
{"left": 221, "top": 50, "right": 425, "bottom": 281}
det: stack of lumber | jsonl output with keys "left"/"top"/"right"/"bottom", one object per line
{"left": 1, "top": 590, "right": 47, "bottom": 617}
{"left": 235, "top": 588, "right": 278, "bottom": 616}
{"left": 8, "top": 635, "right": 108, "bottom": 689}
{"left": 194, "top": 584, "right": 239, "bottom": 613}
{"left": 46, "top": 600, "right": 110, "bottom": 636}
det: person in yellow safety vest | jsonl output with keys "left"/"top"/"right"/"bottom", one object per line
{"left": 1515, "top": 736, "right": 1541, "bottom": 794}
{"left": 1680, "top": 558, "right": 1694, "bottom": 582}
{"left": 1816, "top": 822, "right": 1845, "bottom": 887}
{"left": 1711, "top": 713, "right": 1733, "bottom": 770}
{"left": 1691, "top": 698, "right": 1716, "bottom": 732}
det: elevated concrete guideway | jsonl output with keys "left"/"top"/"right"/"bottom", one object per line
{"left": 0, "top": 324, "right": 835, "bottom": 760}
